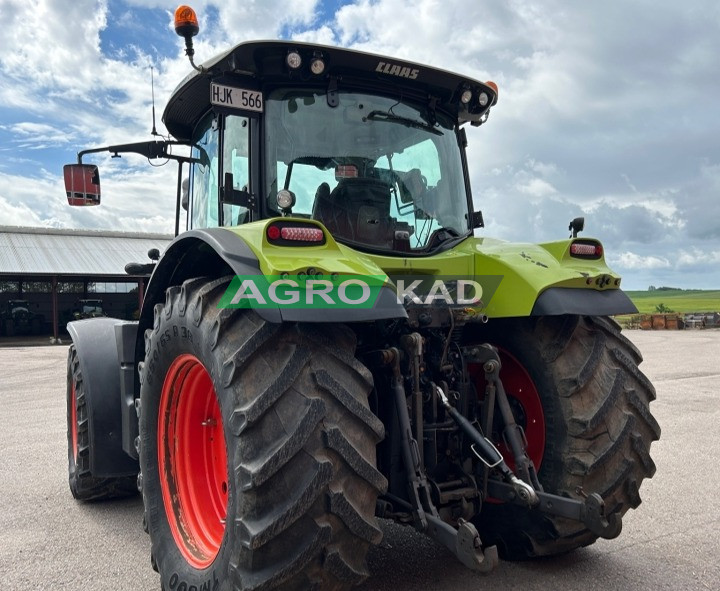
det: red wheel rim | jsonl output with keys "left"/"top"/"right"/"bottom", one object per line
{"left": 70, "top": 382, "right": 78, "bottom": 460}
{"left": 158, "top": 354, "right": 228, "bottom": 569}
{"left": 469, "top": 348, "right": 545, "bottom": 471}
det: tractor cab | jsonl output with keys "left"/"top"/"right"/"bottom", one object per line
{"left": 64, "top": 18, "right": 497, "bottom": 256}
{"left": 163, "top": 38, "right": 497, "bottom": 254}
{"left": 73, "top": 299, "right": 105, "bottom": 320}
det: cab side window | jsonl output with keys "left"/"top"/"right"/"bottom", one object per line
{"left": 222, "top": 115, "right": 250, "bottom": 226}
{"left": 190, "top": 113, "right": 250, "bottom": 229}
{"left": 190, "top": 114, "right": 219, "bottom": 229}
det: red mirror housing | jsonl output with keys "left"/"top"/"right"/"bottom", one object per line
{"left": 64, "top": 164, "right": 101, "bottom": 206}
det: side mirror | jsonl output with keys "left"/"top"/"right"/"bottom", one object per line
{"left": 568, "top": 216, "right": 585, "bottom": 238}
{"left": 64, "top": 164, "right": 101, "bottom": 206}
{"left": 471, "top": 211, "right": 484, "bottom": 229}
{"left": 181, "top": 177, "right": 189, "bottom": 211}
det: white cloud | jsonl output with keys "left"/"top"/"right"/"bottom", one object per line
{"left": 0, "top": 194, "right": 47, "bottom": 228}
{"left": 613, "top": 252, "right": 672, "bottom": 270}
{"left": 0, "top": 0, "right": 718, "bottom": 288}
{"left": 1, "top": 122, "right": 76, "bottom": 149}
{"left": 291, "top": 25, "right": 337, "bottom": 45}
{"left": 0, "top": 162, "right": 177, "bottom": 234}
{"left": 676, "top": 249, "right": 720, "bottom": 267}
{"left": 517, "top": 178, "right": 557, "bottom": 198}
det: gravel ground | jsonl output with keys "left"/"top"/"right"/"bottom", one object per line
{"left": 0, "top": 329, "right": 718, "bottom": 591}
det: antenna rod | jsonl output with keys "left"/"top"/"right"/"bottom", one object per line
{"left": 150, "top": 65, "right": 158, "bottom": 136}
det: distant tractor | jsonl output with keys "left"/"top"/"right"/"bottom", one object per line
{"left": 1, "top": 299, "right": 43, "bottom": 336}
{"left": 72, "top": 299, "right": 105, "bottom": 321}
{"left": 62, "top": 6, "right": 659, "bottom": 590}
{"left": 61, "top": 299, "right": 106, "bottom": 333}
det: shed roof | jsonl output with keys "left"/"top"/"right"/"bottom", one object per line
{"left": 0, "top": 226, "right": 173, "bottom": 277}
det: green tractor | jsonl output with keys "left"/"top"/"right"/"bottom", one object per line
{"left": 62, "top": 6, "right": 659, "bottom": 590}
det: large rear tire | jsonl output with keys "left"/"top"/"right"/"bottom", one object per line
{"left": 66, "top": 345, "right": 138, "bottom": 501}
{"left": 139, "top": 277, "right": 386, "bottom": 591}
{"left": 468, "top": 315, "right": 660, "bottom": 559}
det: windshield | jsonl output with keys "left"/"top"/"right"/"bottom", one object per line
{"left": 81, "top": 301, "right": 103, "bottom": 314}
{"left": 264, "top": 89, "right": 470, "bottom": 252}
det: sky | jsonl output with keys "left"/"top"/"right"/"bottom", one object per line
{"left": 0, "top": 0, "right": 718, "bottom": 290}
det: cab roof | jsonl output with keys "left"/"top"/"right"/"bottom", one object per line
{"left": 162, "top": 40, "right": 497, "bottom": 141}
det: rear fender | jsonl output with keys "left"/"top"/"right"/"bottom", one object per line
{"left": 530, "top": 286, "right": 636, "bottom": 316}
{"left": 67, "top": 317, "right": 139, "bottom": 477}
{"left": 138, "top": 228, "right": 272, "bottom": 343}
{"left": 383, "top": 236, "right": 639, "bottom": 318}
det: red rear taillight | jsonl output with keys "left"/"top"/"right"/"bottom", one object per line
{"left": 335, "top": 165, "right": 358, "bottom": 179}
{"left": 570, "top": 241, "right": 603, "bottom": 259}
{"left": 266, "top": 223, "right": 325, "bottom": 246}
{"left": 281, "top": 226, "right": 324, "bottom": 242}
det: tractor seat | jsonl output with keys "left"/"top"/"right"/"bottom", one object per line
{"left": 313, "top": 177, "right": 393, "bottom": 246}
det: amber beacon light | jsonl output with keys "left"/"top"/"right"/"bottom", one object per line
{"left": 174, "top": 6, "right": 203, "bottom": 72}
{"left": 174, "top": 5, "right": 199, "bottom": 37}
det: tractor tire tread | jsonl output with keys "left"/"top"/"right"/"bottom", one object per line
{"left": 471, "top": 315, "right": 659, "bottom": 559}
{"left": 141, "top": 277, "right": 382, "bottom": 591}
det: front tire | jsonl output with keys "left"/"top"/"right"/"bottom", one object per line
{"left": 468, "top": 315, "right": 660, "bottom": 559}
{"left": 139, "top": 277, "right": 386, "bottom": 591}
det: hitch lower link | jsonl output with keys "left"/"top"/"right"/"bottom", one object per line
{"left": 458, "top": 344, "right": 623, "bottom": 540}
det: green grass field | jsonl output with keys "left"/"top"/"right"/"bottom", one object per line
{"left": 624, "top": 289, "right": 720, "bottom": 314}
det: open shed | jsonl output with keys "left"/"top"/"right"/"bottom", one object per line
{"left": 0, "top": 226, "right": 172, "bottom": 340}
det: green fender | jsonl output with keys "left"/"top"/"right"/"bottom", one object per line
{"left": 139, "top": 223, "right": 406, "bottom": 340}
{"left": 361, "top": 236, "right": 636, "bottom": 318}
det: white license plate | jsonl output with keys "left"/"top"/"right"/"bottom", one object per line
{"left": 210, "top": 83, "right": 263, "bottom": 113}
